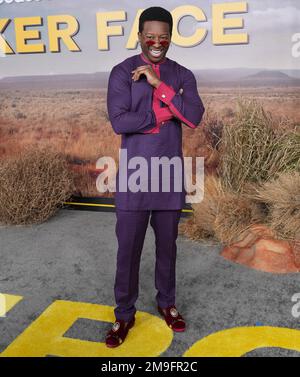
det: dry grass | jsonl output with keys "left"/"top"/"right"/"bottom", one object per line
{"left": 181, "top": 97, "right": 299, "bottom": 245}
{"left": 213, "top": 191, "right": 266, "bottom": 245}
{"left": 246, "top": 171, "right": 300, "bottom": 241}
{"left": 0, "top": 145, "right": 75, "bottom": 225}
{"left": 179, "top": 174, "right": 224, "bottom": 242}
{"left": 0, "top": 89, "right": 121, "bottom": 197}
{"left": 217, "top": 97, "right": 300, "bottom": 193}
{"left": 179, "top": 174, "right": 265, "bottom": 244}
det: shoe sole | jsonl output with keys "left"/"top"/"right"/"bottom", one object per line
{"left": 172, "top": 326, "right": 185, "bottom": 332}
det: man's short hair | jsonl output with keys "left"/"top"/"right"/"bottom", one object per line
{"left": 139, "top": 7, "right": 173, "bottom": 36}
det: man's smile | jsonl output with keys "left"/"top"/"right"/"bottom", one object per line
{"left": 148, "top": 47, "right": 164, "bottom": 58}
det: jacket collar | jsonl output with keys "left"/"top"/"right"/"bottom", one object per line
{"left": 139, "top": 52, "right": 167, "bottom": 65}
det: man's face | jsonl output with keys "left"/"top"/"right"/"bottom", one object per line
{"left": 138, "top": 20, "right": 171, "bottom": 64}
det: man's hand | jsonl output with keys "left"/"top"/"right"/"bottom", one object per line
{"left": 131, "top": 65, "right": 162, "bottom": 88}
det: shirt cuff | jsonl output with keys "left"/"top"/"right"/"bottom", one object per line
{"left": 153, "top": 81, "right": 176, "bottom": 105}
{"left": 154, "top": 106, "right": 174, "bottom": 124}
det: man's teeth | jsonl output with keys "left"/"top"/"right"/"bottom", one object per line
{"left": 149, "top": 48, "right": 163, "bottom": 57}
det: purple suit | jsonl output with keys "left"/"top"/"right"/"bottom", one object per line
{"left": 106, "top": 53, "right": 205, "bottom": 321}
{"left": 107, "top": 52, "right": 205, "bottom": 210}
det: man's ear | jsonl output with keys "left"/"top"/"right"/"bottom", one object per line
{"left": 137, "top": 32, "right": 141, "bottom": 43}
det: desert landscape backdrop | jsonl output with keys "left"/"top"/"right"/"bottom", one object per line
{"left": 0, "top": 68, "right": 299, "bottom": 198}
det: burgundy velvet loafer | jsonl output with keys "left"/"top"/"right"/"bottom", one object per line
{"left": 105, "top": 316, "right": 135, "bottom": 348}
{"left": 157, "top": 305, "right": 186, "bottom": 332}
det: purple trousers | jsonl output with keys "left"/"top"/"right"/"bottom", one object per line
{"left": 114, "top": 208, "right": 182, "bottom": 322}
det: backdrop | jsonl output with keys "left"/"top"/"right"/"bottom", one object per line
{"left": 0, "top": 0, "right": 299, "bottom": 199}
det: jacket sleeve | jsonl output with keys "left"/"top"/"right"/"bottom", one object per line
{"left": 107, "top": 65, "right": 157, "bottom": 135}
{"left": 153, "top": 69, "right": 205, "bottom": 129}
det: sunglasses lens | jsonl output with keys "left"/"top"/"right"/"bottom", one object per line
{"left": 145, "top": 40, "right": 156, "bottom": 46}
{"left": 160, "top": 40, "right": 169, "bottom": 47}
{"left": 145, "top": 40, "right": 169, "bottom": 48}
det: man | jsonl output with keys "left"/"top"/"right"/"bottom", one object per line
{"left": 105, "top": 6, "right": 205, "bottom": 348}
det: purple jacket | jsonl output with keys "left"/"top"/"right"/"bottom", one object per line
{"left": 107, "top": 52, "right": 205, "bottom": 210}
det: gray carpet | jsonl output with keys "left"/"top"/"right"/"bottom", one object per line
{"left": 0, "top": 209, "right": 299, "bottom": 357}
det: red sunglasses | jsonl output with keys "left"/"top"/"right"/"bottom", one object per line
{"left": 145, "top": 40, "right": 170, "bottom": 48}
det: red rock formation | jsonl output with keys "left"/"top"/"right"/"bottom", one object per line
{"left": 221, "top": 224, "right": 300, "bottom": 273}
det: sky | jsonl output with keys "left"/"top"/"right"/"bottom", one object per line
{"left": 0, "top": 0, "right": 299, "bottom": 77}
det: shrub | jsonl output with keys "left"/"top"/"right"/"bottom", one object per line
{"left": 248, "top": 171, "right": 300, "bottom": 241}
{"left": 179, "top": 174, "right": 265, "bottom": 244}
{"left": 217, "top": 98, "right": 300, "bottom": 193}
{"left": 0, "top": 146, "right": 75, "bottom": 225}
